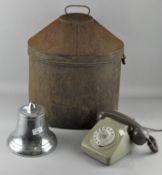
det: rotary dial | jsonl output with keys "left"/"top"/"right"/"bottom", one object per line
{"left": 93, "top": 126, "right": 115, "bottom": 147}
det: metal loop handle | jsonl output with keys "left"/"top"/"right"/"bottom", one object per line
{"left": 65, "top": 5, "right": 90, "bottom": 15}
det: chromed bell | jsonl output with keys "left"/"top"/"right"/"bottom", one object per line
{"left": 7, "top": 102, "right": 57, "bottom": 156}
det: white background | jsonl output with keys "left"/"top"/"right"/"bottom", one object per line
{"left": 0, "top": 1, "right": 162, "bottom": 175}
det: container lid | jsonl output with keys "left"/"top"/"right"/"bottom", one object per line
{"left": 28, "top": 5, "right": 124, "bottom": 57}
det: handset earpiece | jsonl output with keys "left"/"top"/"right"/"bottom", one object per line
{"left": 97, "top": 111, "right": 159, "bottom": 153}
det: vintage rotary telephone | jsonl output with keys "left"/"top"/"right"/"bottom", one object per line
{"left": 81, "top": 111, "right": 161, "bottom": 165}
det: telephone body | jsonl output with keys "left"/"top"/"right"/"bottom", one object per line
{"left": 81, "top": 117, "right": 131, "bottom": 165}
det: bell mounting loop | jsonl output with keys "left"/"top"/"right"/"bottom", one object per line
{"left": 23, "top": 102, "right": 36, "bottom": 113}
{"left": 64, "top": 5, "right": 91, "bottom": 15}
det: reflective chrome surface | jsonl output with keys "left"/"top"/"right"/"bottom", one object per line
{"left": 7, "top": 102, "right": 57, "bottom": 156}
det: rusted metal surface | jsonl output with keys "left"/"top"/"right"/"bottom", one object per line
{"left": 28, "top": 10, "right": 124, "bottom": 129}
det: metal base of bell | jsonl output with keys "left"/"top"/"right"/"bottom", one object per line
{"left": 7, "top": 102, "right": 57, "bottom": 157}
{"left": 7, "top": 131, "right": 57, "bottom": 157}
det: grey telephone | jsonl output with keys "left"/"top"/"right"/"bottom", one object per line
{"left": 81, "top": 111, "right": 161, "bottom": 165}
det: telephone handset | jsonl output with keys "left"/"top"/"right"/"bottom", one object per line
{"left": 81, "top": 111, "right": 160, "bottom": 165}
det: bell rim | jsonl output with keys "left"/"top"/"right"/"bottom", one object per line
{"left": 7, "top": 132, "right": 57, "bottom": 157}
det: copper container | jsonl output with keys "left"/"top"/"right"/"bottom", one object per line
{"left": 28, "top": 5, "right": 126, "bottom": 129}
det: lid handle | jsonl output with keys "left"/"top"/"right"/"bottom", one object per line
{"left": 65, "top": 5, "right": 90, "bottom": 15}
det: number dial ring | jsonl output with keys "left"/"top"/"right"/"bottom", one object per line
{"left": 92, "top": 126, "right": 116, "bottom": 147}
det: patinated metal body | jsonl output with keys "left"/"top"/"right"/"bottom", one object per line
{"left": 28, "top": 6, "right": 125, "bottom": 129}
